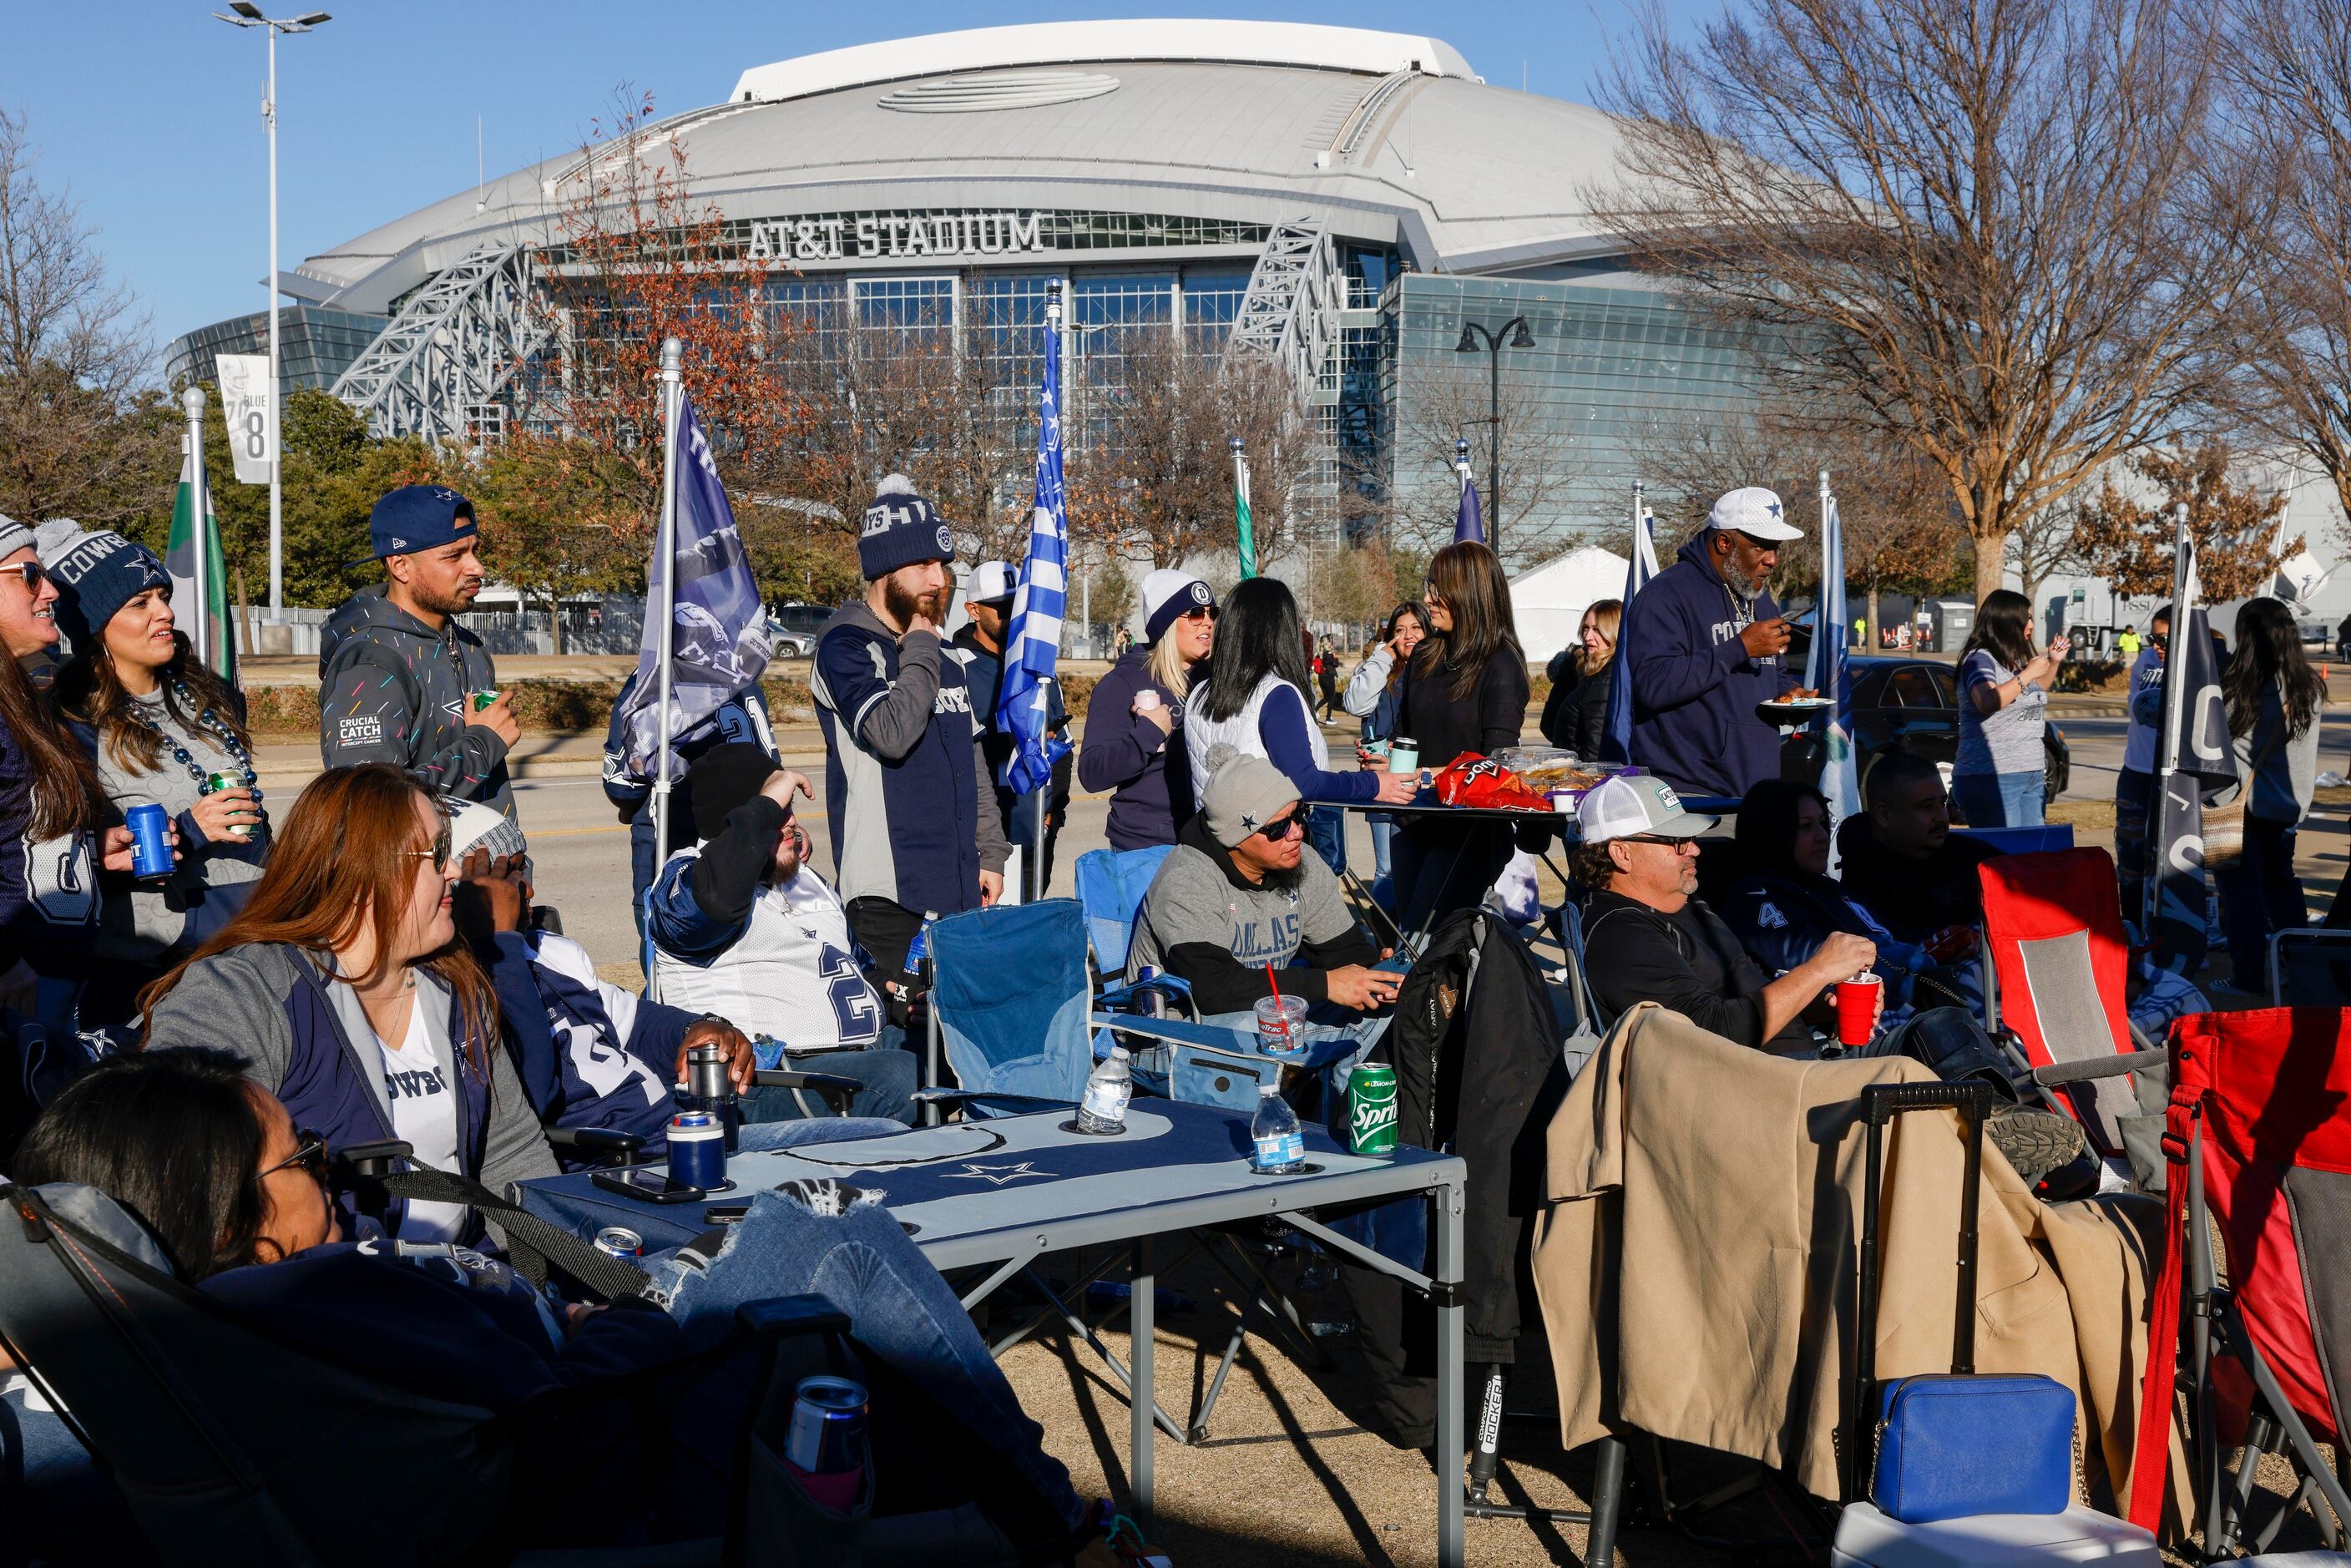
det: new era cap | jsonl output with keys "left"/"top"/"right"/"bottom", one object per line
{"left": 1707, "top": 486, "right": 1804, "bottom": 542}
{"left": 1577, "top": 774, "right": 1720, "bottom": 844}
{"left": 965, "top": 560, "right": 1017, "bottom": 606}
{"left": 363, "top": 485, "right": 477, "bottom": 564}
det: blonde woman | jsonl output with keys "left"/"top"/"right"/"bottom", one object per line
{"left": 1539, "top": 599, "right": 1621, "bottom": 757}
{"left": 1078, "top": 569, "right": 1218, "bottom": 849}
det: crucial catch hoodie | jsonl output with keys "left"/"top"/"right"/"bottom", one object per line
{"left": 318, "top": 584, "right": 514, "bottom": 820}
{"left": 1620, "top": 534, "right": 1796, "bottom": 797}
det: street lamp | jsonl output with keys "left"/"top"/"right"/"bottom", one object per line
{"left": 1454, "top": 316, "right": 1536, "bottom": 555}
{"left": 214, "top": 3, "right": 332, "bottom": 627}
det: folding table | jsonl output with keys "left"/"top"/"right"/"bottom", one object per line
{"left": 516, "top": 1100, "right": 1473, "bottom": 1566}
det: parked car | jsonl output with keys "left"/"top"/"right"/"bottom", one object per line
{"left": 766, "top": 603, "right": 835, "bottom": 660}
{"left": 1777, "top": 655, "right": 2070, "bottom": 807}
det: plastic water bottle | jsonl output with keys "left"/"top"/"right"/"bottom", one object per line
{"left": 902, "top": 910, "right": 938, "bottom": 983}
{"left": 1074, "top": 1047, "right": 1133, "bottom": 1135}
{"left": 1250, "top": 1083, "right": 1305, "bottom": 1173}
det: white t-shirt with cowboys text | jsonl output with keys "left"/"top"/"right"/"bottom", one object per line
{"left": 377, "top": 999, "right": 466, "bottom": 1243}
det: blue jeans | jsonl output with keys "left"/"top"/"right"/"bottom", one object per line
{"left": 647, "top": 1186, "right": 1084, "bottom": 1532}
{"left": 1951, "top": 769, "right": 2045, "bottom": 828}
{"left": 746, "top": 1024, "right": 918, "bottom": 1124}
{"left": 1307, "top": 807, "right": 1347, "bottom": 878}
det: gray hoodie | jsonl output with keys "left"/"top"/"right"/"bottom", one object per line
{"left": 318, "top": 585, "right": 513, "bottom": 820}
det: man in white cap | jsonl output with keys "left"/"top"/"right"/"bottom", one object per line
{"left": 948, "top": 559, "right": 1070, "bottom": 893}
{"left": 1616, "top": 485, "right": 1812, "bottom": 798}
{"left": 1575, "top": 774, "right": 1873, "bottom": 1054}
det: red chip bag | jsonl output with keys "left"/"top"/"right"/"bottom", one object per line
{"left": 1432, "top": 754, "right": 1551, "bottom": 812}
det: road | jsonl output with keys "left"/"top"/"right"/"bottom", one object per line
{"left": 2049, "top": 710, "right": 2351, "bottom": 804}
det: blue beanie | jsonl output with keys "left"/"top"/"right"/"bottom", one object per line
{"left": 39, "top": 526, "right": 169, "bottom": 657}
{"left": 857, "top": 474, "right": 956, "bottom": 580}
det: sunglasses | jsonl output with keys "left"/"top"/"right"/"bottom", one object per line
{"left": 1179, "top": 606, "right": 1217, "bottom": 624}
{"left": 405, "top": 819, "right": 455, "bottom": 874}
{"left": 0, "top": 561, "right": 48, "bottom": 592}
{"left": 1254, "top": 812, "right": 1305, "bottom": 842}
{"left": 258, "top": 1128, "right": 330, "bottom": 1185}
{"left": 1620, "top": 832, "right": 1697, "bottom": 848}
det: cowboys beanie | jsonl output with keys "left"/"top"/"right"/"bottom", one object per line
{"left": 38, "top": 524, "right": 169, "bottom": 655}
{"left": 1142, "top": 569, "right": 1216, "bottom": 645}
{"left": 444, "top": 797, "right": 530, "bottom": 865}
{"left": 858, "top": 473, "right": 956, "bottom": 580}
{"left": 686, "top": 741, "right": 783, "bottom": 838}
{"left": 0, "top": 513, "right": 33, "bottom": 564}
{"left": 1199, "top": 742, "right": 1300, "bottom": 850}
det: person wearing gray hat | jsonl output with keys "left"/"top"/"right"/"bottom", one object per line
{"left": 948, "top": 559, "right": 1070, "bottom": 893}
{"left": 1125, "top": 745, "right": 1399, "bottom": 1016}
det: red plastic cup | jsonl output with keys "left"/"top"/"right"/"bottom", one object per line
{"left": 1835, "top": 973, "right": 1883, "bottom": 1048}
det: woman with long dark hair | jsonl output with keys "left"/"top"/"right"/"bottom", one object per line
{"left": 1341, "top": 600, "right": 1429, "bottom": 899}
{"left": 46, "top": 528, "right": 265, "bottom": 986}
{"left": 2212, "top": 598, "right": 2328, "bottom": 996}
{"left": 1184, "top": 577, "right": 1416, "bottom": 837}
{"left": 1538, "top": 598, "right": 1622, "bottom": 757}
{"left": 142, "top": 763, "right": 555, "bottom": 1242}
{"left": 1388, "top": 541, "right": 1534, "bottom": 928}
{"left": 1079, "top": 569, "right": 1217, "bottom": 848}
{"left": 1953, "top": 588, "right": 2065, "bottom": 827}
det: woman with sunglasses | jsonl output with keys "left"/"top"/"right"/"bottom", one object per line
{"left": 43, "top": 527, "right": 265, "bottom": 999}
{"left": 143, "top": 763, "right": 558, "bottom": 1242}
{"left": 1079, "top": 569, "right": 1220, "bottom": 849}
{"left": 8, "top": 1046, "right": 1115, "bottom": 1560}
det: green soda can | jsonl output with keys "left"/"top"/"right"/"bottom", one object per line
{"left": 470, "top": 689, "right": 500, "bottom": 712}
{"left": 1347, "top": 1063, "right": 1399, "bottom": 1158}
{"left": 205, "top": 771, "right": 255, "bottom": 837}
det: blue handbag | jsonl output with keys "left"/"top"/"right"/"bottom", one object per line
{"left": 1870, "top": 1372, "right": 2075, "bottom": 1523}
{"left": 1849, "top": 1084, "right": 2079, "bottom": 1524}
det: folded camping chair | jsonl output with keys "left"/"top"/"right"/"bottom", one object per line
{"left": 2129, "top": 1009, "right": 2351, "bottom": 1560}
{"left": 1977, "top": 847, "right": 2161, "bottom": 1160}
{"left": 0, "top": 1183, "right": 924, "bottom": 1568}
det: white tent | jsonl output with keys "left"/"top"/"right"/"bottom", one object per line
{"left": 1510, "top": 545, "right": 1630, "bottom": 661}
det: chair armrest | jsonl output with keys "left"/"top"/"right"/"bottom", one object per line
{"left": 1098, "top": 975, "right": 1195, "bottom": 1018}
{"left": 544, "top": 1125, "right": 647, "bottom": 1166}
{"left": 332, "top": 1139, "right": 414, "bottom": 1178}
{"left": 751, "top": 1070, "right": 861, "bottom": 1116}
{"left": 910, "top": 1087, "right": 1070, "bottom": 1110}
{"left": 2030, "top": 1048, "right": 2166, "bottom": 1087}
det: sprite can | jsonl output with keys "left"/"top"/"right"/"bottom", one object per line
{"left": 1347, "top": 1063, "right": 1399, "bottom": 1158}
{"left": 470, "top": 689, "right": 501, "bottom": 712}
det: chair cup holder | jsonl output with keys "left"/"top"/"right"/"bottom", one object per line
{"left": 746, "top": 1430, "right": 872, "bottom": 1556}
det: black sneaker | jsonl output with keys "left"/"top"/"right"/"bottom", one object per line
{"left": 1984, "top": 1103, "right": 2090, "bottom": 1186}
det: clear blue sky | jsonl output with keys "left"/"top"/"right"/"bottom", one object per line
{"left": 8, "top": 0, "right": 1653, "bottom": 365}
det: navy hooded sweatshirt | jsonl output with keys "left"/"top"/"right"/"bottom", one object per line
{"left": 1620, "top": 534, "right": 1796, "bottom": 797}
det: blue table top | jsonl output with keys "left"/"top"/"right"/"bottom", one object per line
{"left": 518, "top": 1100, "right": 1460, "bottom": 1262}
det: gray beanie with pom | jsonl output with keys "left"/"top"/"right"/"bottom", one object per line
{"left": 1199, "top": 742, "right": 1302, "bottom": 849}
{"left": 857, "top": 473, "right": 956, "bottom": 580}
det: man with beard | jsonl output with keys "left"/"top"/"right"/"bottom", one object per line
{"left": 1618, "top": 485, "right": 1810, "bottom": 799}
{"left": 318, "top": 485, "right": 521, "bottom": 822}
{"left": 1125, "top": 746, "right": 1397, "bottom": 1015}
{"left": 811, "top": 475, "right": 1008, "bottom": 989}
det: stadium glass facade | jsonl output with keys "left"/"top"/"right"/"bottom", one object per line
{"left": 164, "top": 305, "right": 390, "bottom": 399}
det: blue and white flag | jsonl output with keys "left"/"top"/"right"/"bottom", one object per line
{"left": 1600, "top": 502, "right": 1661, "bottom": 761}
{"left": 1807, "top": 490, "right": 1859, "bottom": 863}
{"left": 1455, "top": 471, "right": 1486, "bottom": 544}
{"left": 1000, "top": 301, "right": 1074, "bottom": 797}
{"left": 614, "top": 392, "right": 772, "bottom": 773}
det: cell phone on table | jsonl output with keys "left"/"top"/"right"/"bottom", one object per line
{"left": 591, "top": 1166, "right": 708, "bottom": 1204}
{"left": 703, "top": 1202, "right": 751, "bottom": 1225}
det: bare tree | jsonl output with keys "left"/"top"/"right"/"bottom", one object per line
{"left": 1385, "top": 362, "right": 1585, "bottom": 568}
{"left": 2005, "top": 502, "right": 2089, "bottom": 622}
{"left": 1591, "top": 0, "right": 2237, "bottom": 604}
{"left": 0, "top": 107, "right": 172, "bottom": 528}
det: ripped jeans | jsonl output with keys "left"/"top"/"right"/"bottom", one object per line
{"left": 644, "top": 1182, "right": 1084, "bottom": 1532}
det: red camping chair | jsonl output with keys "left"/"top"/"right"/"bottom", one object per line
{"left": 2129, "top": 1008, "right": 2351, "bottom": 1557}
{"left": 1978, "top": 847, "right": 2158, "bottom": 1159}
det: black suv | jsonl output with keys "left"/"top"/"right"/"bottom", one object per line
{"left": 1777, "top": 655, "right": 2070, "bottom": 802}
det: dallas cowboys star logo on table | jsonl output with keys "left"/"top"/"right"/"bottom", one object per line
{"left": 942, "top": 1161, "right": 1045, "bottom": 1186}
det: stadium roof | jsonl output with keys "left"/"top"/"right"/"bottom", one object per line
{"left": 292, "top": 19, "right": 1637, "bottom": 315}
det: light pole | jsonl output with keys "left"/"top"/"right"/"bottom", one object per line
{"left": 1454, "top": 315, "right": 1535, "bottom": 556}
{"left": 215, "top": 3, "right": 331, "bottom": 627}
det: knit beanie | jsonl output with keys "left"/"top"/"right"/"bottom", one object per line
{"left": 1199, "top": 743, "right": 1301, "bottom": 849}
{"left": 38, "top": 524, "right": 169, "bottom": 656}
{"left": 1142, "top": 569, "right": 1216, "bottom": 645}
{"left": 857, "top": 473, "right": 956, "bottom": 580}
{"left": 686, "top": 742, "right": 783, "bottom": 838}
{"left": 0, "top": 513, "right": 33, "bottom": 564}
{"left": 444, "top": 797, "right": 531, "bottom": 865}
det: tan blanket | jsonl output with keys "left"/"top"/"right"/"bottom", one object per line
{"left": 1530, "top": 1003, "right": 2189, "bottom": 1522}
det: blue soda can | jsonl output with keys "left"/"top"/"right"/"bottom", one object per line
{"left": 125, "top": 802, "right": 172, "bottom": 880}
{"left": 786, "top": 1375, "right": 867, "bottom": 1475}
{"left": 667, "top": 1110, "right": 726, "bottom": 1191}
{"left": 1135, "top": 964, "right": 1164, "bottom": 1018}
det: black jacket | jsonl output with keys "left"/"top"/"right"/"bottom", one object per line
{"left": 1835, "top": 816, "right": 2002, "bottom": 944}
{"left": 1539, "top": 663, "right": 1613, "bottom": 757}
{"left": 1581, "top": 888, "right": 1814, "bottom": 1053}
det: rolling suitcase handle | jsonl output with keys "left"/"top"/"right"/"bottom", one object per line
{"left": 1846, "top": 1080, "right": 1993, "bottom": 1503}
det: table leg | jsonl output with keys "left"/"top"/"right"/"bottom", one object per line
{"left": 1437, "top": 1175, "right": 1465, "bottom": 1568}
{"left": 1131, "top": 1234, "right": 1155, "bottom": 1522}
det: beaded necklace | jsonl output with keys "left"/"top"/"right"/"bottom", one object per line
{"left": 128, "top": 683, "right": 260, "bottom": 799}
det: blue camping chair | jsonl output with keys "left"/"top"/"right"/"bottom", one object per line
{"left": 1073, "top": 844, "right": 1173, "bottom": 976}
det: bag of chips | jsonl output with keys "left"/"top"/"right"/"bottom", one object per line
{"left": 1432, "top": 754, "right": 1552, "bottom": 812}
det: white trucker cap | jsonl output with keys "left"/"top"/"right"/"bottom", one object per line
{"left": 964, "top": 560, "right": 1018, "bottom": 605}
{"left": 1707, "top": 486, "right": 1805, "bottom": 542}
{"left": 1577, "top": 775, "right": 1720, "bottom": 844}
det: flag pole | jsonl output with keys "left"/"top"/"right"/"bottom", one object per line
{"left": 648, "top": 336, "right": 684, "bottom": 996}
{"left": 2147, "top": 500, "right": 2193, "bottom": 938}
{"left": 1231, "top": 437, "right": 1253, "bottom": 580}
{"left": 181, "top": 387, "right": 211, "bottom": 671}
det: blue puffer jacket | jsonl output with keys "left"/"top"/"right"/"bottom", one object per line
{"left": 1619, "top": 535, "right": 1796, "bottom": 797}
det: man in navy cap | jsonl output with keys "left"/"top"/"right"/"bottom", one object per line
{"left": 810, "top": 475, "right": 1008, "bottom": 997}
{"left": 318, "top": 484, "right": 520, "bottom": 822}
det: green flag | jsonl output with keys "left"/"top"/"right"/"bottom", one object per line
{"left": 168, "top": 436, "right": 236, "bottom": 684}
{"left": 1233, "top": 448, "right": 1256, "bottom": 580}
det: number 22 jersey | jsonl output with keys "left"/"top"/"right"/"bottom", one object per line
{"left": 647, "top": 849, "right": 884, "bottom": 1055}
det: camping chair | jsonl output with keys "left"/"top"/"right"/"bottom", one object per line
{"left": 1977, "top": 847, "right": 2162, "bottom": 1161}
{"left": 2131, "top": 1009, "right": 2351, "bottom": 1559}
{"left": 1072, "top": 844, "right": 1173, "bottom": 978}
{"left": 0, "top": 1182, "right": 898, "bottom": 1567}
